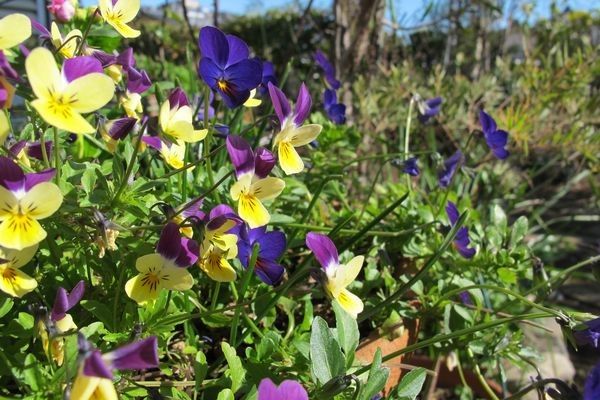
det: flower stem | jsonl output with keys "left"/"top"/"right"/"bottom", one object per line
{"left": 230, "top": 243, "right": 259, "bottom": 344}
{"left": 111, "top": 120, "right": 146, "bottom": 206}
{"left": 53, "top": 127, "right": 60, "bottom": 183}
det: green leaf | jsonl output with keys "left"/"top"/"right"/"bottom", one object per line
{"left": 0, "top": 297, "right": 14, "bottom": 318}
{"left": 310, "top": 316, "right": 345, "bottom": 386}
{"left": 357, "top": 348, "right": 389, "bottom": 400}
{"left": 194, "top": 350, "right": 207, "bottom": 390}
{"left": 81, "top": 167, "right": 98, "bottom": 194}
{"left": 395, "top": 368, "right": 427, "bottom": 400}
{"left": 22, "top": 354, "right": 41, "bottom": 391}
{"left": 498, "top": 267, "right": 517, "bottom": 284}
{"left": 490, "top": 204, "right": 507, "bottom": 231}
{"left": 333, "top": 300, "right": 359, "bottom": 367}
{"left": 216, "top": 389, "right": 234, "bottom": 400}
{"left": 221, "top": 342, "right": 245, "bottom": 393}
{"left": 509, "top": 216, "right": 529, "bottom": 247}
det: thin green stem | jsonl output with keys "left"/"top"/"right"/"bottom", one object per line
{"left": 230, "top": 243, "right": 259, "bottom": 344}
{"left": 173, "top": 170, "right": 233, "bottom": 218}
{"left": 76, "top": 8, "right": 98, "bottom": 55}
{"left": 53, "top": 127, "right": 60, "bottom": 183}
{"left": 112, "top": 120, "right": 147, "bottom": 205}
{"left": 467, "top": 349, "right": 500, "bottom": 400}
{"left": 210, "top": 283, "right": 221, "bottom": 311}
{"left": 39, "top": 128, "right": 50, "bottom": 168}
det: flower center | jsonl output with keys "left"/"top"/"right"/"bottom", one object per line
{"left": 140, "top": 267, "right": 168, "bottom": 292}
{"left": 217, "top": 79, "right": 234, "bottom": 96}
{"left": 2, "top": 267, "right": 16, "bottom": 282}
{"left": 47, "top": 89, "right": 76, "bottom": 118}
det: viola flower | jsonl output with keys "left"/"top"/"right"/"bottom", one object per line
{"left": 26, "top": 48, "right": 115, "bottom": 134}
{"left": 0, "top": 157, "right": 62, "bottom": 250}
{"left": 268, "top": 82, "right": 323, "bottom": 175}
{"left": 415, "top": 94, "right": 443, "bottom": 123}
{"left": 227, "top": 135, "right": 285, "bottom": 228}
{"left": 0, "top": 14, "right": 31, "bottom": 51}
{"left": 159, "top": 88, "right": 207, "bottom": 143}
{"left": 48, "top": 0, "right": 76, "bottom": 23}
{"left": 172, "top": 199, "right": 205, "bottom": 239}
{"left": 243, "top": 89, "right": 262, "bottom": 108}
{"left": 99, "top": 0, "right": 141, "bottom": 39}
{"left": 0, "top": 53, "right": 18, "bottom": 109}
{"left": 0, "top": 244, "right": 38, "bottom": 298}
{"left": 258, "top": 378, "right": 308, "bottom": 400}
{"left": 99, "top": 116, "right": 137, "bottom": 153}
{"left": 50, "top": 22, "right": 81, "bottom": 58}
{"left": 142, "top": 136, "right": 186, "bottom": 170}
{"left": 198, "top": 26, "right": 262, "bottom": 108}
{"left": 402, "top": 157, "right": 419, "bottom": 176}
{"left": 584, "top": 361, "right": 600, "bottom": 400}
{"left": 71, "top": 335, "right": 159, "bottom": 400}
{"left": 306, "top": 232, "right": 364, "bottom": 318}
{"left": 445, "top": 201, "right": 476, "bottom": 259}
{"left": 479, "top": 110, "right": 509, "bottom": 160}
{"left": 198, "top": 205, "right": 240, "bottom": 282}
{"left": 257, "top": 60, "right": 277, "bottom": 95}
{"left": 574, "top": 317, "right": 600, "bottom": 348}
{"left": 125, "top": 223, "right": 198, "bottom": 304}
{"left": 93, "top": 210, "right": 121, "bottom": 258}
{"left": 9, "top": 140, "right": 53, "bottom": 168}
{"left": 323, "top": 89, "right": 346, "bottom": 125}
{"left": 314, "top": 50, "right": 341, "bottom": 90}
{"left": 438, "top": 150, "right": 463, "bottom": 188}
{"left": 39, "top": 280, "right": 84, "bottom": 365}
{"left": 237, "top": 225, "right": 286, "bottom": 285}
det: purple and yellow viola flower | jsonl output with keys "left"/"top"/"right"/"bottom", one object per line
{"left": 268, "top": 82, "right": 322, "bottom": 175}
{"left": 160, "top": 88, "right": 207, "bottom": 143}
{"left": 99, "top": 116, "right": 137, "bottom": 153}
{"left": 438, "top": 150, "right": 463, "bottom": 188}
{"left": 9, "top": 140, "right": 53, "bottom": 168}
{"left": 50, "top": 22, "right": 82, "bottom": 59}
{"left": 125, "top": 222, "right": 198, "bottom": 304}
{"left": 227, "top": 135, "right": 284, "bottom": 228}
{"left": 306, "top": 232, "right": 364, "bottom": 318}
{"left": 0, "top": 157, "right": 62, "bottom": 250}
{"left": 479, "top": 109, "right": 509, "bottom": 160}
{"left": 236, "top": 225, "right": 286, "bottom": 286}
{"left": 415, "top": 94, "right": 443, "bottom": 123}
{"left": 142, "top": 135, "right": 186, "bottom": 170}
{"left": 0, "top": 244, "right": 38, "bottom": 298}
{"left": 198, "top": 205, "right": 240, "bottom": 282}
{"left": 39, "top": 280, "right": 84, "bottom": 365}
{"left": 0, "top": 14, "right": 31, "bottom": 51}
{"left": 99, "top": 0, "right": 141, "bottom": 39}
{"left": 72, "top": 335, "right": 159, "bottom": 400}
{"left": 258, "top": 378, "right": 308, "bottom": 400}
{"left": 26, "top": 48, "right": 115, "bottom": 134}
{"left": 445, "top": 201, "right": 476, "bottom": 259}
{"left": 198, "top": 26, "right": 262, "bottom": 108}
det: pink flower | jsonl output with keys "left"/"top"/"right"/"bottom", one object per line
{"left": 48, "top": 0, "right": 76, "bottom": 23}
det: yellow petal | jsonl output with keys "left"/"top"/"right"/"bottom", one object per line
{"left": 243, "top": 89, "right": 261, "bottom": 108}
{"left": 160, "top": 264, "right": 194, "bottom": 291}
{"left": 0, "top": 111, "right": 9, "bottom": 147}
{"left": 161, "top": 141, "right": 186, "bottom": 169}
{"left": 210, "top": 231, "right": 238, "bottom": 252}
{"left": 71, "top": 371, "right": 117, "bottom": 400}
{"left": 0, "top": 214, "right": 47, "bottom": 250}
{"left": 278, "top": 141, "right": 304, "bottom": 175}
{"left": 55, "top": 313, "right": 77, "bottom": 333}
{"left": 238, "top": 194, "right": 270, "bottom": 229}
{"left": 230, "top": 174, "right": 252, "bottom": 201}
{"left": 20, "top": 182, "right": 63, "bottom": 219}
{"left": 331, "top": 255, "right": 364, "bottom": 290}
{"left": 288, "top": 124, "right": 323, "bottom": 147}
{"left": 0, "top": 185, "right": 17, "bottom": 219}
{"left": 113, "top": 0, "right": 141, "bottom": 23}
{"left": 25, "top": 48, "right": 61, "bottom": 101}
{"left": 198, "top": 249, "right": 237, "bottom": 282}
{"left": 1, "top": 244, "right": 38, "bottom": 268}
{"left": 251, "top": 177, "right": 285, "bottom": 201}
{"left": 125, "top": 273, "right": 162, "bottom": 304}
{"left": 158, "top": 101, "right": 171, "bottom": 132}
{"left": 108, "top": 20, "right": 140, "bottom": 39}
{"left": 64, "top": 74, "right": 115, "bottom": 113}
{"left": 57, "top": 27, "right": 83, "bottom": 58}
{"left": 98, "top": 0, "right": 112, "bottom": 17}
{"left": 0, "top": 14, "right": 31, "bottom": 50}
{"left": 30, "top": 99, "right": 95, "bottom": 134}
{"left": 170, "top": 105, "right": 193, "bottom": 123}
{"left": 0, "top": 266, "right": 37, "bottom": 297}
{"left": 334, "top": 289, "right": 363, "bottom": 319}
{"left": 135, "top": 253, "right": 164, "bottom": 273}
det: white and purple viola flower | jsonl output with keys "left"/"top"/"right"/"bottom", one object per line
{"left": 445, "top": 201, "right": 476, "bottom": 259}
{"left": 257, "top": 378, "right": 308, "bottom": 400}
{"left": 479, "top": 109, "right": 509, "bottom": 160}
{"left": 198, "top": 26, "right": 262, "bottom": 108}
{"left": 415, "top": 94, "right": 443, "bottom": 123}
{"left": 72, "top": 334, "right": 159, "bottom": 400}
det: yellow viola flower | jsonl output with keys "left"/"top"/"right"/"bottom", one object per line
{"left": 50, "top": 22, "right": 82, "bottom": 58}
{"left": 71, "top": 374, "right": 118, "bottom": 400}
{"left": 141, "top": 136, "right": 186, "bottom": 169}
{"left": 0, "top": 14, "right": 31, "bottom": 50}
{"left": 120, "top": 91, "right": 142, "bottom": 118}
{"left": 0, "top": 111, "right": 9, "bottom": 146}
{"left": 0, "top": 244, "right": 38, "bottom": 298}
{"left": 243, "top": 88, "right": 261, "bottom": 108}
{"left": 99, "top": 0, "right": 141, "bottom": 39}
{"left": 230, "top": 173, "right": 285, "bottom": 229}
{"left": 25, "top": 47, "right": 115, "bottom": 134}
{"left": 0, "top": 157, "right": 63, "bottom": 250}
{"left": 198, "top": 245, "right": 237, "bottom": 282}
{"left": 268, "top": 82, "right": 322, "bottom": 175}
{"left": 160, "top": 88, "right": 207, "bottom": 143}
{"left": 38, "top": 314, "right": 76, "bottom": 365}
{"left": 125, "top": 223, "right": 197, "bottom": 304}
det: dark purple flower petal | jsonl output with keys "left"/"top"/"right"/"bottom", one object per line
{"left": 181, "top": 198, "right": 205, "bottom": 220}
{"left": 258, "top": 60, "right": 278, "bottom": 95}
{"left": 254, "top": 259, "right": 285, "bottom": 286}
{"left": 254, "top": 229, "right": 286, "bottom": 261}
{"left": 326, "top": 103, "right": 346, "bottom": 124}
{"left": 218, "top": 87, "right": 251, "bottom": 109}
{"left": 24, "top": 169, "right": 55, "bottom": 192}
{"left": 30, "top": 18, "right": 51, "bottom": 40}
{"left": 458, "top": 291, "right": 473, "bottom": 306}
{"left": 268, "top": 82, "right": 291, "bottom": 125}
{"left": 402, "top": 157, "right": 419, "bottom": 177}
{"left": 174, "top": 237, "right": 199, "bottom": 267}
{"left": 479, "top": 110, "right": 497, "bottom": 135}
{"left": 323, "top": 89, "right": 337, "bottom": 108}
{"left": 225, "top": 34, "right": 249, "bottom": 66}
{"left": 584, "top": 362, "right": 600, "bottom": 400}
{"left": 258, "top": 378, "right": 308, "bottom": 400}
{"left": 0, "top": 156, "right": 25, "bottom": 191}
{"left": 116, "top": 48, "right": 135, "bottom": 69}
{"left": 223, "top": 59, "right": 262, "bottom": 91}
{"left": 199, "top": 26, "right": 229, "bottom": 68}
{"left": 485, "top": 129, "right": 509, "bottom": 160}
{"left": 26, "top": 141, "right": 54, "bottom": 161}
{"left": 0, "top": 51, "right": 18, "bottom": 80}
{"left": 306, "top": 232, "right": 339, "bottom": 271}
{"left": 9, "top": 141, "right": 27, "bottom": 157}
{"left": 156, "top": 222, "right": 184, "bottom": 261}
{"left": 418, "top": 97, "right": 442, "bottom": 123}
{"left": 445, "top": 201, "right": 460, "bottom": 226}
{"left": 106, "top": 336, "right": 159, "bottom": 371}
{"left": 446, "top": 202, "right": 475, "bottom": 259}
{"left": 438, "top": 150, "right": 463, "bottom": 188}
{"left": 107, "top": 117, "right": 137, "bottom": 140}
{"left": 141, "top": 136, "right": 162, "bottom": 151}
{"left": 226, "top": 135, "right": 255, "bottom": 178}
{"left": 83, "top": 350, "right": 113, "bottom": 379}
{"left": 206, "top": 214, "right": 231, "bottom": 232}
{"left": 127, "top": 68, "right": 151, "bottom": 94}
{"left": 198, "top": 57, "right": 221, "bottom": 90}
{"left": 293, "top": 83, "right": 312, "bottom": 126}
{"left": 168, "top": 88, "right": 189, "bottom": 109}
{"left": 208, "top": 204, "right": 236, "bottom": 221}
{"left": 51, "top": 280, "right": 85, "bottom": 321}
{"left": 92, "top": 50, "right": 117, "bottom": 68}
{"left": 314, "top": 50, "right": 341, "bottom": 90}
{"left": 575, "top": 317, "right": 600, "bottom": 348}
{"left": 254, "top": 147, "right": 276, "bottom": 179}
{"left": 62, "top": 56, "right": 103, "bottom": 83}
{"left": 426, "top": 97, "right": 443, "bottom": 109}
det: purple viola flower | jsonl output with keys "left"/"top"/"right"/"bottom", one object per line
{"left": 101, "top": 117, "right": 137, "bottom": 141}
{"left": 258, "top": 60, "right": 278, "bottom": 95}
{"left": 198, "top": 26, "right": 262, "bottom": 108}
{"left": 402, "top": 157, "right": 419, "bottom": 176}
{"left": 574, "top": 317, "right": 600, "bottom": 348}
{"left": 585, "top": 361, "right": 600, "bottom": 400}
{"left": 0, "top": 52, "right": 18, "bottom": 81}
{"left": 95, "top": 48, "right": 152, "bottom": 94}
{"left": 314, "top": 50, "right": 341, "bottom": 90}
{"left": 51, "top": 280, "right": 85, "bottom": 322}
{"left": 446, "top": 201, "right": 476, "bottom": 259}
{"left": 479, "top": 110, "right": 509, "bottom": 160}
{"left": 226, "top": 135, "right": 276, "bottom": 179}
{"left": 416, "top": 95, "right": 443, "bottom": 123}
{"left": 438, "top": 150, "right": 463, "bottom": 188}
{"left": 168, "top": 88, "right": 190, "bottom": 108}
{"left": 236, "top": 225, "right": 286, "bottom": 285}
{"left": 458, "top": 291, "right": 473, "bottom": 306}
{"left": 126, "top": 67, "right": 152, "bottom": 94}
{"left": 323, "top": 89, "right": 346, "bottom": 125}
{"left": 156, "top": 222, "right": 199, "bottom": 267}
{"left": 10, "top": 140, "right": 53, "bottom": 162}
{"left": 0, "top": 156, "right": 56, "bottom": 196}
{"left": 258, "top": 378, "right": 308, "bottom": 400}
